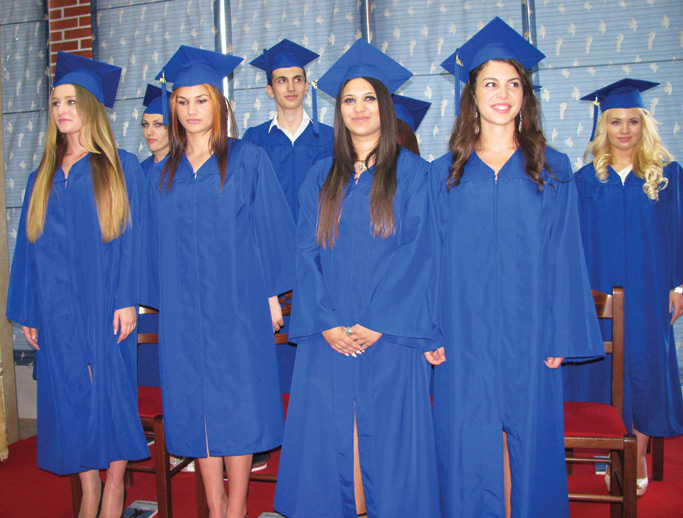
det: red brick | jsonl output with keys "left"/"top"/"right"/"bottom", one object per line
{"left": 49, "top": 0, "right": 79, "bottom": 8}
{"left": 64, "top": 5, "right": 90, "bottom": 18}
{"left": 50, "top": 18, "right": 78, "bottom": 30}
{"left": 48, "top": 8, "right": 64, "bottom": 20}
{"left": 64, "top": 27, "right": 91, "bottom": 40}
{"left": 49, "top": 31, "right": 65, "bottom": 43}
{"left": 78, "top": 39, "right": 93, "bottom": 51}
{"left": 78, "top": 0, "right": 91, "bottom": 4}
{"left": 50, "top": 40, "right": 79, "bottom": 52}
{"left": 78, "top": 16, "right": 91, "bottom": 27}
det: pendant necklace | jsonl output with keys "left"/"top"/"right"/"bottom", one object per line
{"left": 355, "top": 161, "right": 367, "bottom": 184}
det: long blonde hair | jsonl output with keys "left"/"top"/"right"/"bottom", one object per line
{"left": 27, "top": 85, "right": 130, "bottom": 243}
{"left": 586, "top": 108, "right": 672, "bottom": 201}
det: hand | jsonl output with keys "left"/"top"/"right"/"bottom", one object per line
{"left": 424, "top": 347, "right": 446, "bottom": 365}
{"left": 113, "top": 306, "right": 137, "bottom": 343}
{"left": 269, "top": 296, "right": 284, "bottom": 332}
{"left": 544, "top": 357, "right": 564, "bottom": 369}
{"left": 350, "top": 324, "right": 382, "bottom": 351}
{"left": 322, "top": 326, "right": 362, "bottom": 356}
{"left": 670, "top": 290, "right": 683, "bottom": 325}
{"left": 22, "top": 326, "right": 39, "bottom": 350}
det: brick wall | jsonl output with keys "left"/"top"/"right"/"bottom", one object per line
{"left": 47, "top": 0, "right": 92, "bottom": 76}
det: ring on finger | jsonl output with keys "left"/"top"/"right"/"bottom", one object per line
{"left": 344, "top": 326, "right": 352, "bottom": 336}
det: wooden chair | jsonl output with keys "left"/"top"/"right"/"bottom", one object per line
{"left": 650, "top": 436, "right": 664, "bottom": 481}
{"left": 195, "top": 293, "right": 291, "bottom": 518}
{"left": 564, "top": 287, "right": 637, "bottom": 518}
{"left": 125, "top": 305, "right": 194, "bottom": 518}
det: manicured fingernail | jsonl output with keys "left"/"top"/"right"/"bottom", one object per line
{"left": 351, "top": 353, "right": 357, "bottom": 358}
{"left": 345, "top": 353, "right": 350, "bottom": 356}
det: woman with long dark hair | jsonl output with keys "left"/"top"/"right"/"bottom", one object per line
{"left": 564, "top": 79, "right": 683, "bottom": 496}
{"left": 430, "top": 18, "right": 602, "bottom": 518}
{"left": 274, "top": 39, "right": 441, "bottom": 518}
{"left": 6, "top": 52, "right": 148, "bottom": 518}
{"left": 143, "top": 46, "right": 295, "bottom": 518}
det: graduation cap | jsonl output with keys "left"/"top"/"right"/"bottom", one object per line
{"left": 392, "top": 94, "right": 431, "bottom": 132}
{"left": 313, "top": 39, "right": 412, "bottom": 135}
{"left": 316, "top": 39, "right": 412, "bottom": 99}
{"left": 580, "top": 78, "right": 659, "bottom": 141}
{"left": 440, "top": 17, "right": 545, "bottom": 114}
{"left": 142, "top": 84, "right": 170, "bottom": 125}
{"left": 53, "top": 52, "right": 122, "bottom": 108}
{"left": 249, "top": 39, "right": 320, "bottom": 84}
{"left": 155, "top": 45, "right": 243, "bottom": 125}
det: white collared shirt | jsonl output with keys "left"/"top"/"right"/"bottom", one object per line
{"left": 268, "top": 111, "right": 311, "bottom": 143}
{"left": 615, "top": 165, "right": 632, "bottom": 185}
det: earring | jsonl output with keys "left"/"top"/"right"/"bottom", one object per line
{"left": 518, "top": 112, "right": 523, "bottom": 132}
{"left": 474, "top": 110, "right": 480, "bottom": 135}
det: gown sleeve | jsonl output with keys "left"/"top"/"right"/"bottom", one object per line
{"left": 138, "top": 161, "right": 162, "bottom": 310}
{"left": 248, "top": 146, "right": 296, "bottom": 297}
{"left": 289, "top": 161, "right": 340, "bottom": 339}
{"left": 355, "top": 156, "right": 436, "bottom": 345}
{"left": 669, "top": 162, "right": 683, "bottom": 289}
{"left": 114, "top": 152, "right": 145, "bottom": 310}
{"left": 6, "top": 172, "right": 40, "bottom": 328}
{"left": 544, "top": 154, "right": 603, "bottom": 359}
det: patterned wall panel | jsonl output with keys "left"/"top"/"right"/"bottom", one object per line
{"left": 2, "top": 3, "right": 49, "bottom": 357}
{"left": 93, "top": 0, "right": 216, "bottom": 155}
{"left": 535, "top": 0, "right": 683, "bottom": 168}
{"left": 229, "top": 0, "right": 362, "bottom": 136}
{"left": 370, "top": 1, "right": 523, "bottom": 160}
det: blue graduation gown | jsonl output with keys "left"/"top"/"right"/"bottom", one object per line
{"left": 242, "top": 120, "right": 334, "bottom": 223}
{"left": 142, "top": 139, "right": 295, "bottom": 457}
{"left": 138, "top": 154, "right": 161, "bottom": 387}
{"left": 243, "top": 119, "right": 334, "bottom": 393}
{"left": 274, "top": 148, "right": 441, "bottom": 518}
{"left": 563, "top": 162, "right": 683, "bottom": 437}
{"left": 140, "top": 155, "right": 155, "bottom": 176}
{"left": 6, "top": 150, "right": 148, "bottom": 475}
{"left": 430, "top": 149, "right": 603, "bottom": 518}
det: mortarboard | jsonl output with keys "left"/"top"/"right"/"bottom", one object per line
{"left": 313, "top": 39, "right": 412, "bottom": 135}
{"left": 392, "top": 94, "right": 431, "bottom": 132}
{"left": 580, "top": 78, "right": 659, "bottom": 141}
{"left": 142, "top": 84, "right": 170, "bottom": 125}
{"left": 440, "top": 17, "right": 545, "bottom": 114}
{"left": 249, "top": 39, "right": 319, "bottom": 84}
{"left": 316, "top": 39, "right": 412, "bottom": 99}
{"left": 155, "top": 45, "right": 243, "bottom": 125}
{"left": 53, "top": 52, "right": 122, "bottom": 108}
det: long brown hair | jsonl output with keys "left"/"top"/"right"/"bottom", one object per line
{"left": 27, "top": 85, "right": 129, "bottom": 243}
{"left": 447, "top": 59, "right": 549, "bottom": 191}
{"left": 397, "top": 119, "right": 420, "bottom": 155}
{"left": 160, "top": 84, "right": 235, "bottom": 191}
{"left": 316, "top": 77, "right": 400, "bottom": 248}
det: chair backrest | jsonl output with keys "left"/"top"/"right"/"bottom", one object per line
{"left": 274, "top": 293, "right": 292, "bottom": 345}
{"left": 138, "top": 305, "right": 160, "bottom": 345}
{"left": 592, "top": 287, "right": 625, "bottom": 419}
{"left": 139, "top": 300, "right": 292, "bottom": 345}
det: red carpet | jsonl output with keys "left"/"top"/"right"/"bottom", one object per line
{"left": 1, "top": 434, "right": 682, "bottom": 517}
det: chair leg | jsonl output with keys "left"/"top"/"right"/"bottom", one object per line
{"left": 152, "top": 415, "right": 173, "bottom": 518}
{"left": 70, "top": 474, "right": 82, "bottom": 518}
{"left": 622, "top": 435, "right": 637, "bottom": 518}
{"left": 565, "top": 448, "right": 574, "bottom": 475}
{"left": 195, "top": 462, "right": 209, "bottom": 518}
{"left": 651, "top": 436, "right": 664, "bottom": 482}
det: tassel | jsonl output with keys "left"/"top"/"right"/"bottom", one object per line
{"left": 589, "top": 98, "right": 599, "bottom": 142}
{"left": 160, "top": 72, "right": 169, "bottom": 126}
{"left": 311, "top": 80, "right": 320, "bottom": 136}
